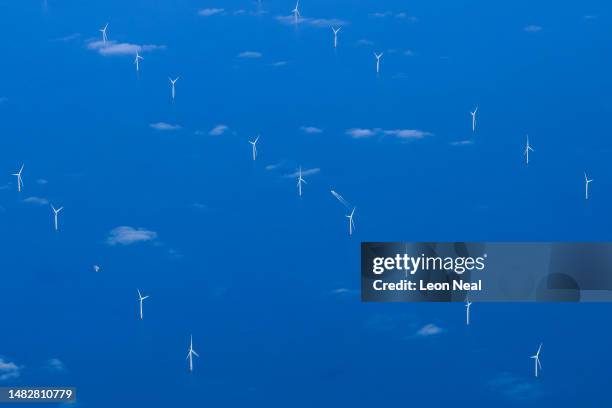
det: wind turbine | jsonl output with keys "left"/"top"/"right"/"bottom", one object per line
{"left": 137, "top": 289, "right": 150, "bottom": 320}
{"left": 169, "top": 77, "right": 179, "bottom": 100}
{"left": 12, "top": 164, "right": 24, "bottom": 192}
{"left": 51, "top": 205, "right": 63, "bottom": 231}
{"left": 186, "top": 335, "right": 200, "bottom": 372}
{"left": 470, "top": 107, "right": 478, "bottom": 132}
{"left": 346, "top": 207, "right": 356, "bottom": 236}
{"left": 374, "top": 52, "right": 383, "bottom": 74}
{"left": 524, "top": 135, "right": 534, "bottom": 165}
{"left": 530, "top": 343, "right": 543, "bottom": 378}
{"left": 249, "top": 136, "right": 259, "bottom": 161}
{"left": 584, "top": 172, "right": 593, "bottom": 200}
{"left": 134, "top": 52, "right": 143, "bottom": 72}
{"left": 93, "top": 265, "right": 101, "bottom": 273}
{"left": 465, "top": 300, "right": 472, "bottom": 325}
{"left": 291, "top": 0, "right": 300, "bottom": 23}
{"left": 99, "top": 23, "right": 108, "bottom": 44}
{"left": 297, "top": 167, "right": 307, "bottom": 197}
{"left": 332, "top": 27, "right": 341, "bottom": 48}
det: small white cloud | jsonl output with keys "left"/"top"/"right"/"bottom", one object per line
{"left": 383, "top": 129, "right": 431, "bottom": 139}
{"left": 523, "top": 25, "right": 542, "bottom": 33}
{"left": 106, "top": 226, "right": 158, "bottom": 246}
{"left": 0, "top": 358, "right": 21, "bottom": 381}
{"left": 23, "top": 196, "right": 49, "bottom": 206}
{"left": 150, "top": 122, "right": 181, "bottom": 131}
{"left": 346, "top": 128, "right": 377, "bottom": 138}
{"left": 52, "top": 33, "right": 80, "bottom": 42}
{"left": 356, "top": 39, "right": 374, "bottom": 46}
{"left": 208, "top": 124, "right": 229, "bottom": 136}
{"left": 44, "top": 358, "right": 66, "bottom": 373}
{"left": 87, "top": 40, "right": 166, "bottom": 56}
{"left": 404, "top": 49, "right": 415, "bottom": 57}
{"left": 275, "top": 15, "right": 347, "bottom": 28}
{"left": 416, "top": 323, "right": 444, "bottom": 337}
{"left": 238, "top": 51, "right": 262, "bottom": 58}
{"left": 191, "top": 203, "right": 209, "bottom": 211}
{"left": 198, "top": 8, "right": 224, "bottom": 17}
{"left": 284, "top": 167, "right": 320, "bottom": 178}
{"left": 265, "top": 162, "right": 284, "bottom": 171}
{"left": 271, "top": 61, "right": 288, "bottom": 67}
{"left": 451, "top": 140, "right": 474, "bottom": 146}
{"left": 300, "top": 126, "right": 323, "bottom": 134}
{"left": 347, "top": 128, "right": 431, "bottom": 140}
{"left": 37, "top": 179, "right": 48, "bottom": 185}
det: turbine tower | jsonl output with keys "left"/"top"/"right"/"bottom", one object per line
{"left": 12, "top": 164, "right": 24, "bottom": 192}
{"left": 51, "top": 205, "right": 63, "bottom": 231}
{"left": 137, "top": 289, "right": 150, "bottom": 320}
{"left": 530, "top": 343, "right": 543, "bottom": 378}
{"left": 465, "top": 300, "right": 472, "bottom": 325}
{"left": 470, "top": 107, "right": 478, "bottom": 132}
{"left": 134, "top": 52, "right": 143, "bottom": 72}
{"left": 332, "top": 27, "right": 341, "bottom": 48}
{"left": 186, "top": 335, "right": 200, "bottom": 372}
{"left": 249, "top": 136, "right": 259, "bottom": 161}
{"left": 100, "top": 23, "right": 108, "bottom": 44}
{"left": 524, "top": 135, "right": 534, "bottom": 165}
{"left": 297, "top": 167, "right": 307, "bottom": 197}
{"left": 374, "top": 52, "right": 383, "bottom": 74}
{"left": 346, "top": 207, "right": 356, "bottom": 236}
{"left": 169, "top": 77, "right": 179, "bottom": 100}
{"left": 584, "top": 172, "right": 593, "bottom": 200}
{"left": 291, "top": 0, "right": 300, "bottom": 22}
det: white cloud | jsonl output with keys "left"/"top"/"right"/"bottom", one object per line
{"left": 300, "top": 126, "right": 323, "bottom": 134}
{"left": 150, "top": 122, "right": 181, "bottom": 131}
{"left": 283, "top": 167, "right": 320, "bottom": 178}
{"left": 106, "top": 226, "right": 158, "bottom": 246}
{"left": 23, "top": 196, "right": 49, "bottom": 205}
{"left": 44, "top": 358, "right": 66, "bottom": 372}
{"left": 271, "top": 61, "right": 288, "bottom": 67}
{"left": 208, "top": 124, "right": 229, "bottom": 136}
{"left": 238, "top": 51, "right": 262, "bottom": 58}
{"left": 87, "top": 40, "right": 166, "bottom": 56}
{"left": 451, "top": 140, "right": 474, "bottom": 146}
{"left": 37, "top": 179, "right": 48, "bottom": 185}
{"left": 265, "top": 162, "right": 284, "bottom": 171}
{"left": 488, "top": 372, "right": 542, "bottom": 400}
{"left": 416, "top": 323, "right": 444, "bottom": 337}
{"left": 0, "top": 358, "right": 21, "bottom": 381}
{"left": 523, "top": 25, "right": 542, "bottom": 33}
{"left": 52, "top": 33, "right": 80, "bottom": 42}
{"left": 356, "top": 39, "right": 374, "bottom": 46}
{"left": 198, "top": 8, "right": 224, "bottom": 17}
{"left": 346, "top": 128, "right": 377, "bottom": 138}
{"left": 347, "top": 128, "right": 432, "bottom": 140}
{"left": 370, "top": 11, "right": 416, "bottom": 21}
{"left": 275, "top": 15, "right": 347, "bottom": 28}
{"left": 383, "top": 129, "right": 431, "bottom": 139}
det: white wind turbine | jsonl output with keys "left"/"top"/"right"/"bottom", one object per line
{"left": 374, "top": 52, "right": 383, "bottom": 74}
{"left": 297, "top": 167, "right": 307, "bottom": 197}
{"left": 530, "top": 343, "right": 543, "bottom": 378}
{"left": 346, "top": 207, "right": 356, "bottom": 236}
{"left": 332, "top": 27, "right": 341, "bottom": 48}
{"left": 137, "top": 289, "right": 150, "bottom": 320}
{"left": 584, "top": 172, "right": 593, "bottom": 200}
{"left": 249, "top": 136, "right": 259, "bottom": 161}
{"left": 51, "top": 204, "right": 63, "bottom": 231}
{"left": 169, "top": 77, "right": 179, "bottom": 100}
{"left": 134, "top": 52, "right": 143, "bottom": 72}
{"left": 465, "top": 300, "right": 472, "bottom": 325}
{"left": 12, "top": 164, "right": 24, "bottom": 192}
{"left": 524, "top": 135, "right": 534, "bottom": 165}
{"left": 291, "top": 0, "right": 300, "bottom": 23}
{"left": 99, "top": 23, "right": 109, "bottom": 44}
{"left": 187, "top": 335, "right": 200, "bottom": 372}
{"left": 470, "top": 106, "right": 478, "bottom": 132}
